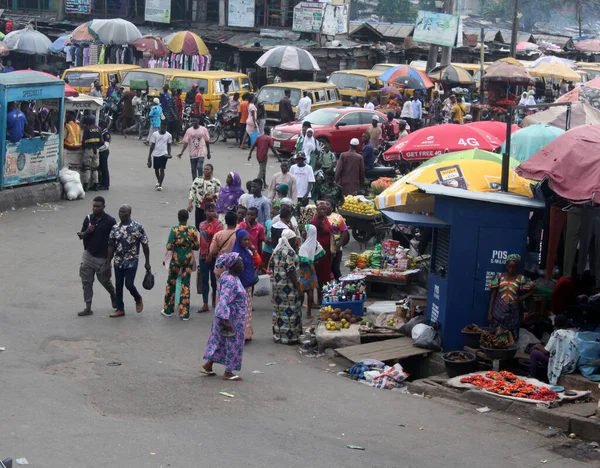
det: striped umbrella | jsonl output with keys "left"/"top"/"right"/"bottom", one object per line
{"left": 255, "top": 46, "right": 320, "bottom": 71}
{"left": 427, "top": 64, "right": 473, "bottom": 85}
{"left": 163, "top": 31, "right": 209, "bottom": 55}
{"left": 132, "top": 35, "right": 169, "bottom": 57}
{"left": 71, "top": 22, "right": 97, "bottom": 42}
{"left": 379, "top": 65, "right": 434, "bottom": 90}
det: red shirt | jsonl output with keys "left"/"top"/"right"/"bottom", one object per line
{"left": 239, "top": 221, "right": 265, "bottom": 253}
{"left": 198, "top": 219, "right": 222, "bottom": 259}
{"left": 194, "top": 93, "right": 205, "bottom": 115}
{"left": 254, "top": 134, "right": 274, "bottom": 162}
{"left": 175, "top": 96, "right": 183, "bottom": 120}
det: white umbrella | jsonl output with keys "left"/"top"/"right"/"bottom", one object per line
{"left": 3, "top": 25, "right": 52, "bottom": 55}
{"left": 256, "top": 46, "right": 320, "bottom": 71}
{"left": 88, "top": 19, "right": 142, "bottom": 45}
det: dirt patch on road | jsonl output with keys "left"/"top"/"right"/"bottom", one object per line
{"left": 42, "top": 339, "right": 102, "bottom": 381}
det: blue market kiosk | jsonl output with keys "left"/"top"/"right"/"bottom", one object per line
{"left": 384, "top": 184, "right": 544, "bottom": 351}
{"left": 0, "top": 72, "right": 65, "bottom": 189}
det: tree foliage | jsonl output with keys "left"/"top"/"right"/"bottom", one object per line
{"left": 375, "top": 0, "right": 418, "bottom": 23}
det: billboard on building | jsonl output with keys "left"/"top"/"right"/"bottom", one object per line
{"left": 65, "top": 0, "right": 91, "bottom": 14}
{"left": 322, "top": 4, "right": 348, "bottom": 35}
{"left": 228, "top": 0, "right": 255, "bottom": 28}
{"left": 293, "top": 2, "right": 324, "bottom": 33}
{"left": 413, "top": 11, "right": 462, "bottom": 48}
{"left": 145, "top": 0, "right": 171, "bottom": 23}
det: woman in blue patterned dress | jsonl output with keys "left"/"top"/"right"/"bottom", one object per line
{"left": 201, "top": 252, "right": 247, "bottom": 381}
{"left": 298, "top": 224, "right": 324, "bottom": 318}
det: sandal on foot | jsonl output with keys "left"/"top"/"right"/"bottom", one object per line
{"left": 200, "top": 368, "right": 216, "bottom": 376}
{"left": 223, "top": 375, "right": 242, "bottom": 381}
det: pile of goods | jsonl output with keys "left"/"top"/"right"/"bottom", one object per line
{"left": 321, "top": 306, "right": 360, "bottom": 331}
{"left": 461, "top": 371, "right": 559, "bottom": 401}
{"left": 444, "top": 351, "right": 473, "bottom": 362}
{"left": 370, "top": 244, "right": 382, "bottom": 269}
{"left": 480, "top": 327, "right": 515, "bottom": 348}
{"left": 381, "top": 240, "right": 414, "bottom": 270}
{"left": 348, "top": 251, "right": 373, "bottom": 269}
{"left": 322, "top": 276, "right": 366, "bottom": 303}
{"left": 371, "top": 177, "right": 395, "bottom": 195}
{"left": 340, "top": 195, "right": 380, "bottom": 218}
{"left": 462, "top": 324, "right": 484, "bottom": 333}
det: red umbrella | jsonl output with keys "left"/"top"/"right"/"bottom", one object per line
{"left": 466, "top": 121, "right": 520, "bottom": 143}
{"left": 18, "top": 70, "right": 78, "bottom": 97}
{"left": 517, "top": 124, "right": 600, "bottom": 203}
{"left": 384, "top": 123, "right": 502, "bottom": 162}
{"left": 131, "top": 35, "right": 169, "bottom": 57}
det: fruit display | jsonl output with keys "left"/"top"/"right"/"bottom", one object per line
{"left": 480, "top": 327, "right": 515, "bottom": 349}
{"left": 321, "top": 307, "right": 361, "bottom": 332}
{"left": 460, "top": 372, "right": 559, "bottom": 401}
{"left": 371, "top": 177, "right": 394, "bottom": 195}
{"left": 340, "top": 195, "right": 380, "bottom": 217}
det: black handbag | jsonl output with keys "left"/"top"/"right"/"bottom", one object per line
{"left": 142, "top": 270, "right": 155, "bottom": 290}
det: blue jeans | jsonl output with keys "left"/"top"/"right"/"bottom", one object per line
{"left": 114, "top": 266, "right": 141, "bottom": 310}
{"left": 190, "top": 157, "right": 204, "bottom": 180}
{"left": 199, "top": 257, "right": 216, "bottom": 305}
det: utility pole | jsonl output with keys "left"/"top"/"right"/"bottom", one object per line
{"left": 57, "top": 0, "right": 65, "bottom": 20}
{"left": 509, "top": 0, "right": 520, "bottom": 58}
{"left": 578, "top": 0, "right": 583, "bottom": 36}
{"left": 440, "top": 0, "right": 457, "bottom": 66}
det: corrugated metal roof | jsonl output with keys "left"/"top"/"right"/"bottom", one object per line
{"left": 463, "top": 28, "right": 498, "bottom": 43}
{"left": 498, "top": 29, "right": 534, "bottom": 45}
{"left": 348, "top": 21, "right": 414, "bottom": 39}
{"left": 533, "top": 34, "right": 571, "bottom": 47}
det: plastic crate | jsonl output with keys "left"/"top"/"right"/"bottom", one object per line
{"left": 322, "top": 299, "right": 365, "bottom": 317}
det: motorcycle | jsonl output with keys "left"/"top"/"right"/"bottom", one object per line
{"left": 208, "top": 112, "right": 238, "bottom": 144}
{"left": 100, "top": 97, "right": 122, "bottom": 133}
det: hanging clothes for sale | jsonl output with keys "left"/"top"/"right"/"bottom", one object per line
{"left": 89, "top": 44, "right": 99, "bottom": 65}
{"left": 83, "top": 47, "right": 90, "bottom": 66}
{"left": 98, "top": 44, "right": 106, "bottom": 64}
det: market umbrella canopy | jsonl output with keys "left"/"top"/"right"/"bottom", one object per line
{"left": 17, "top": 69, "right": 78, "bottom": 97}
{"left": 419, "top": 148, "right": 521, "bottom": 169}
{"left": 501, "top": 123, "right": 564, "bottom": 163}
{"left": 427, "top": 64, "right": 473, "bottom": 85}
{"left": 163, "top": 31, "right": 209, "bottom": 55}
{"left": 131, "top": 35, "right": 169, "bottom": 57}
{"left": 3, "top": 26, "right": 52, "bottom": 55}
{"left": 466, "top": 121, "right": 519, "bottom": 143}
{"left": 522, "top": 101, "right": 600, "bottom": 129}
{"left": 0, "top": 41, "right": 9, "bottom": 57}
{"left": 88, "top": 19, "right": 142, "bottom": 45}
{"left": 384, "top": 123, "right": 502, "bottom": 161}
{"left": 555, "top": 77, "right": 600, "bottom": 107}
{"left": 71, "top": 22, "right": 98, "bottom": 42}
{"left": 483, "top": 62, "right": 534, "bottom": 85}
{"left": 375, "top": 160, "right": 533, "bottom": 212}
{"left": 531, "top": 56, "right": 577, "bottom": 69}
{"left": 516, "top": 42, "right": 539, "bottom": 51}
{"left": 516, "top": 124, "right": 600, "bottom": 203}
{"left": 378, "top": 65, "right": 434, "bottom": 90}
{"left": 255, "top": 46, "right": 320, "bottom": 71}
{"left": 497, "top": 57, "right": 524, "bottom": 66}
{"left": 530, "top": 63, "right": 581, "bottom": 81}
{"left": 48, "top": 35, "right": 71, "bottom": 53}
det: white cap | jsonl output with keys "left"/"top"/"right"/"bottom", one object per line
{"left": 153, "top": 97, "right": 160, "bottom": 104}
{"left": 350, "top": 138, "right": 360, "bottom": 146}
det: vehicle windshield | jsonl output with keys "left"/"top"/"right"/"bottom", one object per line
{"left": 170, "top": 77, "right": 209, "bottom": 93}
{"left": 121, "top": 71, "right": 166, "bottom": 90}
{"left": 63, "top": 71, "right": 99, "bottom": 88}
{"left": 301, "top": 109, "right": 341, "bottom": 126}
{"left": 256, "top": 87, "right": 301, "bottom": 106}
{"left": 327, "top": 73, "right": 367, "bottom": 91}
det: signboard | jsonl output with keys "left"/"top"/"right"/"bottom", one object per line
{"left": 228, "top": 0, "right": 255, "bottom": 28}
{"left": 168, "top": 80, "right": 184, "bottom": 90}
{"left": 413, "top": 11, "right": 462, "bottom": 48}
{"left": 65, "top": 0, "right": 91, "bottom": 14}
{"left": 293, "top": 2, "right": 324, "bottom": 33}
{"left": 145, "top": 0, "right": 171, "bottom": 23}
{"left": 3, "top": 134, "right": 60, "bottom": 187}
{"left": 322, "top": 4, "right": 348, "bottom": 35}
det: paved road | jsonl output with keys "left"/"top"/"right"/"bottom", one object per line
{"left": 0, "top": 135, "right": 591, "bottom": 467}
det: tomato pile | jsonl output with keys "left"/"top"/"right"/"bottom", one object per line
{"left": 461, "top": 371, "right": 559, "bottom": 401}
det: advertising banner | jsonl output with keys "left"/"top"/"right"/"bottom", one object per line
{"left": 322, "top": 4, "right": 348, "bottom": 35}
{"left": 413, "top": 11, "right": 462, "bottom": 48}
{"left": 145, "top": 0, "right": 171, "bottom": 24}
{"left": 65, "top": 0, "right": 91, "bottom": 14}
{"left": 293, "top": 2, "right": 324, "bottom": 33}
{"left": 228, "top": 0, "right": 255, "bottom": 27}
{"left": 3, "top": 134, "right": 60, "bottom": 187}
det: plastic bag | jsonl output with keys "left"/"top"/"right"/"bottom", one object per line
{"left": 254, "top": 274, "right": 271, "bottom": 297}
{"left": 413, "top": 324, "right": 442, "bottom": 351}
{"left": 577, "top": 332, "right": 600, "bottom": 379}
{"left": 142, "top": 270, "right": 155, "bottom": 290}
{"left": 399, "top": 315, "right": 427, "bottom": 336}
{"left": 371, "top": 363, "right": 409, "bottom": 389}
{"left": 60, "top": 169, "right": 85, "bottom": 200}
{"left": 249, "top": 131, "right": 261, "bottom": 146}
{"left": 411, "top": 323, "right": 429, "bottom": 341}
{"left": 517, "top": 328, "right": 540, "bottom": 353}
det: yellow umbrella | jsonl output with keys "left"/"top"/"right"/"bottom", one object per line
{"left": 163, "top": 31, "right": 209, "bottom": 55}
{"left": 497, "top": 57, "right": 523, "bottom": 66}
{"left": 530, "top": 62, "right": 581, "bottom": 81}
{"left": 374, "top": 160, "right": 533, "bottom": 212}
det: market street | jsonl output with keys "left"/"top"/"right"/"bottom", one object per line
{"left": 0, "top": 136, "right": 592, "bottom": 468}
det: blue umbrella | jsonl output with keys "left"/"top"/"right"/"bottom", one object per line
{"left": 502, "top": 124, "right": 565, "bottom": 164}
{"left": 48, "top": 35, "right": 71, "bottom": 53}
{"left": 378, "top": 65, "right": 434, "bottom": 90}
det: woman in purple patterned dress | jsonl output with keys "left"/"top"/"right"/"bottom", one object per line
{"left": 201, "top": 252, "right": 247, "bottom": 381}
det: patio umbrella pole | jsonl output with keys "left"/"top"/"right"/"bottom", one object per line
{"left": 501, "top": 108, "right": 514, "bottom": 192}
{"left": 566, "top": 102, "right": 571, "bottom": 131}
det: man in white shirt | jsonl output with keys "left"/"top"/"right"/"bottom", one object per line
{"left": 296, "top": 92, "right": 312, "bottom": 121}
{"left": 412, "top": 95, "right": 422, "bottom": 130}
{"left": 289, "top": 152, "right": 315, "bottom": 205}
{"left": 363, "top": 95, "right": 375, "bottom": 110}
{"left": 126, "top": 89, "right": 145, "bottom": 139}
{"left": 147, "top": 122, "right": 172, "bottom": 191}
{"left": 401, "top": 97, "right": 414, "bottom": 129}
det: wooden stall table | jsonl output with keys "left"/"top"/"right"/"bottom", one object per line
{"left": 363, "top": 270, "right": 419, "bottom": 299}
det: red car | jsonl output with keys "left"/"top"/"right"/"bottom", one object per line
{"left": 271, "top": 107, "right": 399, "bottom": 155}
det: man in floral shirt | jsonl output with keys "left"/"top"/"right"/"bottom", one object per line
{"left": 108, "top": 205, "right": 151, "bottom": 317}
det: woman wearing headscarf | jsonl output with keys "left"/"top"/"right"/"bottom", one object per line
{"left": 262, "top": 200, "right": 280, "bottom": 270}
{"left": 302, "top": 128, "right": 318, "bottom": 169}
{"left": 488, "top": 254, "right": 536, "bottom": 339}
{"left": 216, "top": 171, "right": 245, "bottom": 221}
{"left": 231, "top": 229, "right": 257, "bottom": 341}
{"left": 311, "top": 202, "right": 333, "bottom": 305}
{"left": 201, "top": 252, "right": 247, "bottom": 381}
{"left": 269, "top": 229, "right": 302, "bottom": 344}
{"left": 518, "top": 92, "right": 529, "bottom": 106}
{"left": 298, "top": 224, "right": 324, "bottom": 318}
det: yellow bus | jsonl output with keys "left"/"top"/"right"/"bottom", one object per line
{"left": 62, "top": 64, "right": 140, "bottom": 95}
{"left": 327, "top": 70, "right": 384, "bottom": 106}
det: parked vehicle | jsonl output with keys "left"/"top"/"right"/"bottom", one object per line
{"left": 62, "top": 64, "right": 140, "bottom": 95}
{"left": 256, "top": 82, "right": 341, "bottom": 126}
{"left": 271, "top": 107, "right": 399, "bottom": 156}
{"left": 209, "top": 111, "right": 238, "bottom": 144}
{"left": 327, "top": 70, "right": 384, "bottom": 106}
